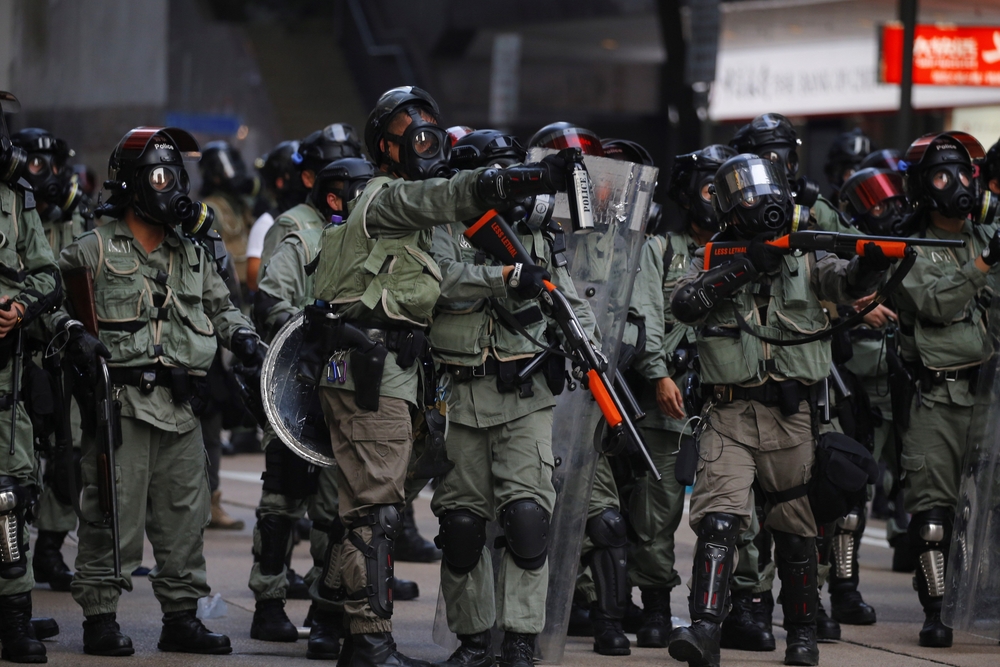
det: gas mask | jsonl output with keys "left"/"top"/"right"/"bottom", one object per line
{"left": 923, "top": 162, "right": 977, "bottom": 220}
{"left": 0, "top": 93, "right": 27, "bottom": 186}
{"left": 841, "top": 168, "right": 907, "bottom": 236}
{"left": 904, "top": 132, "right": 987, "bottom": 222}
{"left": 713, "top": 154, "right": 797, "bottom": 239}
{"left": 134, "top": 163, "right": 214, "bottom": 234}
{"left": 687, "top": 172, "right": 720, "bottom": 232}
{"left": 383, "top": 107, "right": 452, "bottom": 180}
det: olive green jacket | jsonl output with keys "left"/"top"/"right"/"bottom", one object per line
{"left": 256, "top": 228, "right": 322, "bottom": 343}
{"left": 0, "top": 183, "right": 59, "bottom": 330}
{"left": 59, "top": 219, "right": 252, "bottom": 432}
{"left": 260, "top": 201, "right": 325, "bottom": 267}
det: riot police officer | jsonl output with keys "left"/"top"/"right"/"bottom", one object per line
{"left": 307, "top": 86, "right": 569, "bottom": 667}
{"left": 258, "top": 124, "right": 363, "bottom": 266}
{"left": 893, "top": 131, "right": 1000, "bottom": 648}
{"left": 823, "top": 129, "right": 873, "bottom": 200}
{"left": 667, "top": 154, "right": 889, "bottom": 667}
{"left": 199, "top": 141, "right": 259, "bottom": 288}
{"left": 247, "top": 140, "right": 307, "bottom": 291}
{"left": 59, "top": 126, "right": 264, "bottom": 656}
{"left": 0, "top": 90, "right": 63, "bottom": 664}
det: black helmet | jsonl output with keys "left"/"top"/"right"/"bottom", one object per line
{"left": 668, "top": 144, "right": 737, "bottom": 233}
{"left": 0, "top": 91, "right": 27, "bottom": 185}
{"left": 446, "top": 125, "right": 474, "bottom": 146}
{"left": 903, "top": 131, "right": 984, "bottom": 220}
{"left": 11, "top": 127, "right": 84, "bottom": 217}
{"left": 364, "top": 86, "right": 450, "bottom": 180}
{"left": 295, "top": 124, "right": 363, "bottom": 176}
{"left": 450, "top": 129, "right": 525, "bottom": 170}
{"left": 99, "top": 126, "right": 213, "bottom": 234}
{"left": 984, "top": 138, "right": 1000, "bottom": 186}
{"left": 601, "top": 138, "right": 654, "bottom": 166}
{"left": 712, "top": 153, "right": 796, "bottom": 238}
{"left": 840, "top": 168, "right": 907, "bottom": 236}
{"left": 859, "top": 148, "right": 904, "bottom": 173}
{"left": 258, "top": 140, "right": 307, "bottom": 211}
{"left": 199, "top": 141, "right": 259, "bottom": 198}
{"left": 824, "top": 128, "right": 873, "bottom": 193}
{"left": 309, "top": 157, "right": 376, "bottom": 221}
{"left": 730, "top": 113, "right": 801, "bottom": 179}
{"left": 528, "top": 122, "right": 604, "bottom": 156}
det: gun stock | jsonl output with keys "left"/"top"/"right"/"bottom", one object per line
{"left": 62, "top": 266, "right": 99, "bottom": 337}
{"left": 703, "top": 231, "right": 966, "bottom": 270}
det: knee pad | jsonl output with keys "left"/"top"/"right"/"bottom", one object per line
{"left": 586, "top": 508, "right": 627, "bottom": 549}
{"left": 697, "top": 512, "right": 740, "bottom": 543}
{"left": 831, "top": 509, "right": 864, "bottom": 579}
{"left": 345, "top": 505, "right": 401, "bottom": 619}
{"left": 0, "top": 476, "right": 30, "bottom": 580}
{"left": 436, "top": 510, "right": 487, "bottom": 576}
{"left": 501, "top": 499, "right": 550, "bottom": 571}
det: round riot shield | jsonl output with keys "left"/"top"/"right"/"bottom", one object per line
{"left": 943, "top": 275, "right": 1000, "bottom": 639}
{"left": 260, "top": 311, "right": 335, "bottom": 467}
{"left": 429, "top": 151, "right": 657, "bottom": 662}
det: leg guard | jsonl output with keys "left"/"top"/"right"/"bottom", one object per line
{"left": 0, "top": 477, "right": 29, "bottom": 580}
{"left": 315, "top": 517, "right": 347, "bottom": 601}
{"left": 345, "top": 505, "right": 401, "bottom": 619}
{"left": 909, "top": 507, "right": 952, "bottom": 605}
{"left": 255, "top": 514, "right": 294, "bottom": 578}
{"left": 690, "top": 512, "right": 740, "bottom": 623}
{"left": 772, "top": 531, "right": 817, "bottom": 625}
{"left": 500, "top": 499, "right": 549, "bottom": 571}
{"left": 436, "top": 509, "right": 487, "bottom": 576}
{"left": 586, "top": 508, "right": 628, "bottom": 621}
{"left": 831, "top": 509, "right": 864, "bottom": 580}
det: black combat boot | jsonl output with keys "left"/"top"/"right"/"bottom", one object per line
{"left": 31, "top": 530, "right": 74, "bottom": 592}
{"left": 349, "top": 632, "right": 431, "bottom": 667}
{"left": 828, "top": 508, "right": 876, "bottom": 625}
{"left": 668, "top": 513, "right": 740, "bottom": 667}
{"left": 251, "top": 598, "right": 298, "bottom": 642}
{"left": 394, "top": 504, "right": 442, "bottom": 563}
{"left": 773, "top": 531, "right": 819, "bottom": 666}
{"left": 567, "top": 596, "right": 592, "bottom": 637}
{"left": 29, "top": 618, "right": 58, "bottom": 641}
{"left": 82, "top": 613, "right": 133, "bottom": 656}
{"left": 586, "top": 509, "right": 630, "bottom": 656}
{"left": 157, "top": 609, "right": 232, "bottom": 654}
{"left": 751, "top": 590, "right": 774, "bottom": 633}
{"left": 307, "top": 608, "right": 343, "bottom": 659}
{"left": 287, "top": 567, "right": 311, "bottom": 599}
{"left": 720, "top": 589, "right": 775, "bottom": 651}
{"left": 393, "top": 577, "right": 419, "bottom": 601}
{"left": 814, "top": 600, "right": 841, "bottom": 641}
{"left": 911, "top": 508, "right": 953, "bottom": 648}
{"left": 498, "top": 632, "right": 534, "bottom": 667}
{"left": 636, "top": 587, "right": 671, "bottom": 648}
{"left": 435, "top": 630, "right": 493, "bottom": 667}
{"left": 0, "top": 593, "right": 47, "bottom": 663}
{"left": 623, "top": 598, "right": 644, "bottom": 634}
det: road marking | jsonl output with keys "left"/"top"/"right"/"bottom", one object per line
{"left": 219, "top": 470, "right": 263, "bottom": 484}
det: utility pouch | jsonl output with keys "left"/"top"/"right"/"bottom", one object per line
{"left": 808, "top": 432, "right": 878, "bottom": 524}
{"left": 778, "top": 380, "right": 802, "bottom": 416}
{"left": 542, "top": 329, "right": 566, "bottom": 395}
{"left": 496, "top": 360, "right": 519, "bottom": 393}
{"left": 393, "top": 330, "right": 426, "bottom": 370}
{"left": 411, "top": 407, "right": 454, "bottom": 480}
{"left": 111, "top": 399, "right": 123, "bottom": 449}
{"left": 675, "top": 435, "right": 698, "bottom": 487}
{"left": 170, "top": 368, "right": 193, "bottom": 404}
{"left": 298, "top": 305, "right": 337, "bottom": 385}
{"left": 350, "top": 343, "right": 387, "bottom": 412}
{"left": 189, "top": 375, "right": 210, "bottom": 416}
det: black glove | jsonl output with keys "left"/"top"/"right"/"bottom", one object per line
{"left": 507, "top": 263, "right": 551, "bottom": 299}
{"left": 858, "top": 242, "right": 893, "bottom": 273}
{"left": 982, "top": 229, "right": 1000, "bottom": 266}
{"left": 746, "top": 235, "right": 784, "bottom": 274}
{"left": 62, "top": 320, "right": 110, "bottom": 381}
{"left": 230, "top": 327, "right": 265, "bottom": 367}
{"left": 538, "top": 151, "right": 571, "bottom": 192}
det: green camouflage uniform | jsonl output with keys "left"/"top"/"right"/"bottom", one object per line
{"left": 428, "top": 221, "right": 596, "bottom": 635}
{"left": 311, "top": 170, "right": 489, "bottom": 635}
{"left": 59, "top": 219, "right": 252, "bottom": 616}
{"left": 0, "top": 182, "right": 59, "bottom": 597}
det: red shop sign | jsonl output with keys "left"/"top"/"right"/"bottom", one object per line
{"left": 881, "top": 23, "right": 1000, "bottom": 87}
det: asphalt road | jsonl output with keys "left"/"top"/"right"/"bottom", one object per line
{"left": 26, "top": 452, "right": 1000, "bottom": 666}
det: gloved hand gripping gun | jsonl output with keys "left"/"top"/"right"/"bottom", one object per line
{"left": 463, "top": 208, "right": 661, "bottom": 480}
{"left": 62, "top": 266, "right": 122, "bottom": 579}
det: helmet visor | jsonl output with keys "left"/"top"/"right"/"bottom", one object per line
{"left": 714, "top": 157, "right": 788, "bottom": 213}
{"left": 534, "top": 127, "right": 605, "bottom": 157}
{"left": 845, "top": 171, "right": 904, "bottom": 214}
{"left": 905, "top": 131, "right": 986, "bottom": 165}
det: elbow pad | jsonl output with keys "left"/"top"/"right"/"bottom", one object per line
{"left": 476, "top": 165, "right": 556, "bottom": 208}
{"left": 671, "top": 258, "right": 757, "bottom": 323}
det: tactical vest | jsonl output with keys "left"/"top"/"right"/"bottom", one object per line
{"left": 429, "top": 224, "right": 551, "bottom": 364}
{"left": 697, "top": 252, "right": 832, "bottom": 386}
{"left": 205, "top": 192, "right": 252, "bottom": 281}
{"left": 0, "top": 184, "right": 25, "bottom": 296}
{"left": 91, "top": 223, "right": 218, "bottom": 372}
{"left": 899, "top": 225, "right": 993, "bottom": 370}
{"left": 275, "top": 201, "right": 325, "bottom": 234}
{"left": 659, "top": 232, "right": 699, "bottom": 347}
{"left": 313, "top": 177, "right": 442, "bottom": 327}
{"left": 287, "top": 228, "right": 321, "bottom": 310}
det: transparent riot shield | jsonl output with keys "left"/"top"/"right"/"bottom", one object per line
{"left": 430, "top": 152, "right": 657, "bottom": 662}
{"left": 260, "top": 311, "right": 335, "bottom": 467}
{"left": 943, "top": 274, "right": 1000, "bottom": 640}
